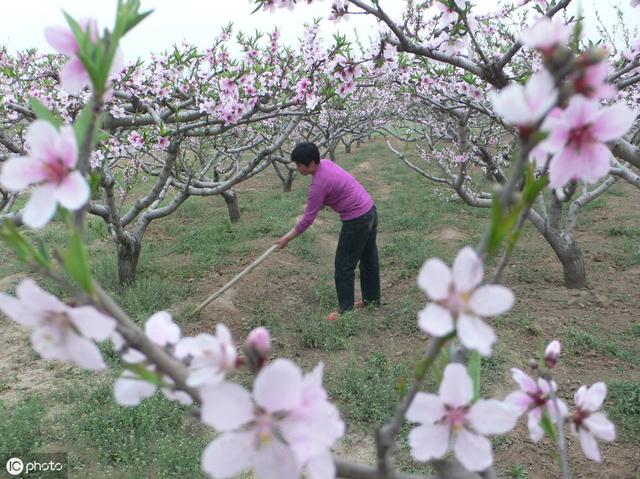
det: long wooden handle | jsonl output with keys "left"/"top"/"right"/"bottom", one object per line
{"left": 192, "top": 244, "right": 279, "bottom": 316}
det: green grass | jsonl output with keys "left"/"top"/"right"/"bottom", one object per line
{"left": 607, "top": 381, "right": 640, "bottom": 443}
{"left": 329, "top": 351, "right": 410, "bottom": 427}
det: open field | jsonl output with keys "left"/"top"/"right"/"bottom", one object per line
{"left": 1, "top": 139, "right": 639, "bottom": 478}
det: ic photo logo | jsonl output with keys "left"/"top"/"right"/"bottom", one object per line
{"left": 5, "top": 457, "right": 23, "bottom": 476}
{"left": 4, "top": 454, "right": 67, "bottom": 477}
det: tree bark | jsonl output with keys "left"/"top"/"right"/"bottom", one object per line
{"left": 283, "top": 170, "right": 295, "bottom": 192}
{"left": 117, "top": 238, "right": 142, "bottom": 285}
{"left": 543, "top": 229, "right": 587, "bottom": 289}
{"left": 345, "top": 142, "right": 352, "bottom": 154}
{"left": 221, "top": 190, "right": 240, "bottom": 223}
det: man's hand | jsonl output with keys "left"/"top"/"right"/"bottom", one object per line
{"left": 275, "top": 227, "right": 299, "bottom": 250}
{"left": 275, "top": 236, "right": 289, "bottom": 250}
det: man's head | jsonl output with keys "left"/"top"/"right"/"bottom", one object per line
{"left": 291, "top": 142, "right": 320, "bottom": 175}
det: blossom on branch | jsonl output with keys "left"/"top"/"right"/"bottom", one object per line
{"left": 417, "top": 246, "right": 515, "bottom": 355}
{"left": 571, "top": 382, "right": 616, "bottom": 462}
{"left": 0, "top": 120, "right": 89, "bottom": 229}
{"left": 520, "top": 18, "right": 571, "bottom": 56}
{"left": 200, "top": 359, "right": 344, "bottom": 479}
{"left": 0, "top": 279, "right": 115, "bottom": 370}
{"left": 406, "top": 363, "right": 517, "bottom": 472}
{"left": 505, "top": 368, "right": 568, "bottom": 441}
{"left": 541, "top": 95, "right": 636, "bottom": 188}
{"left": 490, "top": 69, "right": 558, "bottom": 128}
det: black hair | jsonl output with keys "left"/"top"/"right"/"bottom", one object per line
{"left": 291, "top": 142, "right": 320, "bottom": 166}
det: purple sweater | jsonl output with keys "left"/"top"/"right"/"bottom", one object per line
{"left": 295, "top": 159, "right": 374, "bottom": 234}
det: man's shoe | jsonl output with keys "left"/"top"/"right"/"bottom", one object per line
{"left": 326, "top": 311, "right": 340, "bottom": 321}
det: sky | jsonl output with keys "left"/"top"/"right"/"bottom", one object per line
{"left": 0, "top": 0, "right": 638, "bottom": 59}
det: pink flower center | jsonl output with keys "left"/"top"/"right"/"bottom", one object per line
{"left": 254, "top": 411, "right": 276, "bottom": 447}
{"left": 43, "top": 157, "right": 71, "bottom": 185}
{"left": 443, "top": 290, "right": 471, "bottom": 314}
{"left": 573, "top": 408, "right": 589, "bottom": 429}
{"left": 567, "top": 125, "right": 594, "bottom": 151}
{"left": 446, "top": 406, "right": 467, "bottom": 433}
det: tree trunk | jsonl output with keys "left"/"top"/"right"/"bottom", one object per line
{"left": 329, "top": 146, "right": 337, "bottom": 162}
{"left": 283, "top": 170, "right": 295, "bottom": 192}
{"left": 222, "top": 190, "right": 240, "bottom": 223}
{"left": 345, "top": 143, "right": 352, "bottom": 154}
{"left": 543, "top": 230, "right": 587, "bottom": 289}
{"left": 117, "top": 238, "right": 141, "bottom": 286}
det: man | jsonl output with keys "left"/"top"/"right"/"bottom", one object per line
{"left": 275, "top": 142, "right": 380, "bottom": 321}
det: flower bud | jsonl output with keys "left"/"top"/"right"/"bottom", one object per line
{"left": 545, "top": 340, "right": 561, "bottom": 369}
{"left": 528, "top": 358, "right": 539, "bottom": 370}
{"left": 246, "top": 327, "right": 271, "bottom": 356}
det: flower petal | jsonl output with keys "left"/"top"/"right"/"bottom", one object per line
{"left": 406, "top": 392, "right": 446, "bottom": 425}
{"left": 409, "top": 423, "right": 450, "bottom": 462}
{"left": 0, "top": 156, "right": 46, "bottom": 191}
{"left": 254, "top": 438, "right": 301, "bottom": 479}
{"left": 60, "top": 57, "right": 90, "bottom": 94}
{"left": 25, "top": 120, "right": 60, "bottom": 159}
{"left": 305, "top": 451, "right": 335, "bottom": 479}
{"left": 579, "top": 382, "right": 608, "bottom": 412}
{"left": 439, "top": 363, "right": 473, "bottom": 408}
{"left": 591, "top": 103, "right": 636, "bottom": 142}
{"left": 584, "top": 412, "right": 615, "bottom": 441}
{"left": 452, "top": 246, "right": 483, "bottom": 293}
{"left": 468, "top": 399, "right": 518, "bottom": 435}
{"left": 469, "top": 285, "right": 515, "bottom": 317}
{"left": 200, "top": 381, "right": 254, "bottom": 431}
{"left": 417, "top": 258, "right": 452, "bottom": 300}
{"left": 578, "top": 428, "right": 601, "bottom": 462}
{"left": 457, "top": 313, "right": 496, "bottom": 356}
{"left": 68, "top": 306, "right": 116, "bottom": 341}
{"left": 504, "top": 390, "right": 533, "bottom": 416}
{"left": 23, "top": 185, "right": 58, "bottom": 229}
{"left": 64, "top": 331, "right": 107, "bottom": 370}
{"left": 454, "top": 428, "right": 493, "bottom": 472}
{"left": 44, "top": 26, "right": 78, "bottom": 55}
{"left": 254, "top": 359, "right": 303, "bottom": 413}
{"left": 511, "top": 368, "right": 538, "bottom": 394}
{"left": 0, "top": 292, "right": 42, "bottom": 327}
{"left": 144, "top": 311, "right": 180, "bottom": 346}
{"left": 417, "top": 303, "right": 454, "bottom": 337}
{"left": 201, "top": 431, "right": 255, "bottom": 479}
{"left": 113, "top": 371, "right": 157, "bottom": 406}
{"left": 54, "top": 170, "right": 89, "bottom": 211}
{"left": 527, "top": 409, "right": 545, "bottom": 442}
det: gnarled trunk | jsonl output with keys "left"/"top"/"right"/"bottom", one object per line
{"left": 543, "top": 229, "right": 587, "bottom": 289}
{"left": 283, "top": 170, "right": 295, "bottom": 192}
{"left": 222, "top": 190, "right": 240, "bottom": 223}
{"left": 345, "top": 143, "right": 352, "bottom": 154}
{"left": 117, "top": 238, "right": 142, "bottom": 286}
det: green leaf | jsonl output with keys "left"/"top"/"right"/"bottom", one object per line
{"left": 539, "top": 409, "right": 558, "bottom": 441}
{"left": 63, "top": 226, "right": 94, "bottom": 294}
{"left": 468, "top": 351, "right": 482, "bottom": 402}
{"left": 0, "top": 221, "right": 50, "bottom": 268}
{"left": 126, "top": 363, "right": 163, "bottom": 386}
{"left": 29, "top": 97, "right": 62, "bottom": 128}
{"left": 73, "top": 101, "right": 95, "bottom": 148}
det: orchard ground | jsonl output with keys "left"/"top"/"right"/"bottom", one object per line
{"left": 1, "top": 139, "right": 639, "bottom": 478}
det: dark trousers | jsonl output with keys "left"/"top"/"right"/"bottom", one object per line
{"left": 335, "top": 205, "right": 380, "bottom": 313}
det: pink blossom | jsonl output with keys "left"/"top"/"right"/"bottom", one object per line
{"left": 520, "top": 18, "right": 571, "bottom": 54}
{"left": 128, "top": 130, "right": 145, "bottom": 149}
{"left": 0, "top": 120, "right": 89, "bottom": 229}
{"left": 0, "top": 279, "right": 115, "bottom": 370}
{"left": 156, "top": 136, "right": 170, "bottom": 150}
{"left": 571, "top": 382, "right": 615, "bottom": 462}
{"left": 490, "top": 69, "right": 558, "bottom": 127}
{"left": 572, "top": 61, "right": 617, "bottom": 100}
{"left": 174, "top": 324, "right": 237, "bottom": 388}
{"left": 417, "top": 246, "right": 515, "bottom": 356}
{"left": 200, "top": 359, "right": 344, "bottom": 479}
{"left": 631, "top": 0, "right": 639, "bottom": 7}
{"left": 541, "top": 96, "right": 636, "bottom": 188}
{"left": 246, "top": 327, "right": 271, "bottom": 356}
{"left": 544, "top": 340, "right": 561, "bottom": 368}
{"left": 113, "top": 311, "right": 193, "bottom": 406}
{"left": 505, "top": 368, "right": 568, "bottom": 441}
{"left": 406, "top": 363, "right": 517, "bottom": 472}
{"left": 145, "top": 311, "right": 180, "bottom": 346}
{"left": 45, "top": 20, "right": 124, "bottom": 94}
